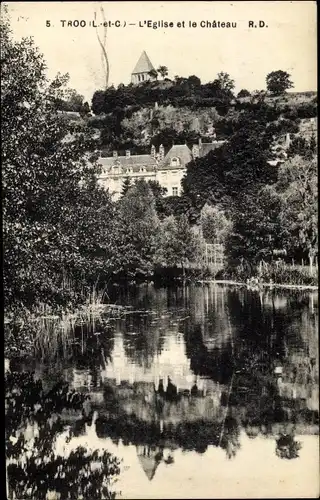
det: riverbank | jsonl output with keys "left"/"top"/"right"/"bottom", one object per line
{"left": 197, "top": 279, "right": 318, "bottom": 290}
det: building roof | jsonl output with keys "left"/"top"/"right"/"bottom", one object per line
{"left": 98, "top": 154, "right": 157, "bottom": 174}
{"left": 136, "top": 446, "right": 162, "bottom": 481}
{"left": 132, "top": 51, "right": 155, "bottom": 75}
{"left": 98, "top": 140, "right": 226, "bottom": 175}
{"left": 160, "top": 144, "right": 193, "bottom": 170}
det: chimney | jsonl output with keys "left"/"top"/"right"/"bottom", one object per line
{"left": 125, "top": 150, "right": 131, "bottom": 158}
{"left": 112, "top": 150, "right": 118, "bottom": 158}
{"left": 192, "top": 144, "right": 199, "bottom": 159}
{"left": 159, "top": 144, "right": 165, "bottom": 161}
{"left": 151, "top": 144, "right": 156, "bottom": 158}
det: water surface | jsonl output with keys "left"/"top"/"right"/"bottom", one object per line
{"left": 7, "top": 284, "right": 319, "bottom": 498}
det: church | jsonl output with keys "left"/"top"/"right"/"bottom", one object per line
{"left": 98, "top": 139, "right": 225, "bottom": 200}
{"left": 131, "top": 50, "right": 157, "bottom": 84}
{"left": 97, "top": 50, "right": 226, "bottom": 199}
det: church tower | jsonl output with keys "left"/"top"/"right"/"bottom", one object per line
{"left": 131, "top": 51, "right": 156, "bottom": 84}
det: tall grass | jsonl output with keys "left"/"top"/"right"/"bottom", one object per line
{"left": 216, "top": 261, "right": 318, "bottom": 286}
{"left": 4, "top": 280, "right": 111, "bottom": 361}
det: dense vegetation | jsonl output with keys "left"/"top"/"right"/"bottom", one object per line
{"left": 2, "top": 12, "right": 318, "bottom": 331}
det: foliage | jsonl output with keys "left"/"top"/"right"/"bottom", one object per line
{"left": 182, "top": 107, "right": 278, "bottom": 211}
{"left": 266, "top": 70, "right": 294, "bottom": 95}
{"left": 216, "top": 261, "right": 318, "bottom": 286}
{"left": 215, "top": 72, "right": 235, "bottom": 94}
{"left": 90, "top": 71, "right": 237, "bottom": 116}
{"left": 6, "top": 372, "right": 120, "bottom": 499}
{"left": 2, "top": 15, "right": 116, "bottom": 312}
{"left": 110, "top": 180, "right": 160, "bottom": 277}
{"left": 157, "top": 65, "right": 169, "bottom": 79}
{"left": 148, "top": 69, "right": 158, "bottom": 80}
{"left": 121, "top": 176, "right": 132, "bottom": 197}
{"left": 154, "top": 215, "right": 200, "bottom": 271}
{"left": 275, "top": 155, "right": 318, "bottom": 266}
{"left": 287, "top": 135, "right": 317, "bottom": 159}
{"left": 55, "top": 88, "right": 89, "bottom": 114}
{"left": 276, "top": 434, "right": 302, "bottom": 459}
{"left": 225, "top": 187, "right": 284, "bottom": 265}
{"left": 237, "top": 89, "right": 251, "bottom": 98}
{"left": 200, "top": 204, "right": 232, "bottom": 244}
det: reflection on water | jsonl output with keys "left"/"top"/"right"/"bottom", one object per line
{"left": 6, "top": 284, "right": 319, "bottom": 499}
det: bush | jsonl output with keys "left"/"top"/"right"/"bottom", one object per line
{"left": 296, "top": 102, "right": 317, "bottom": 119}
{"left": 216, "top": 261, "right": 318, "bottom": 286}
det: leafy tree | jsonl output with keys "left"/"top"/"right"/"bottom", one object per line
{"left": 216, "top": 72, "right": 235, "bottom": 93}
{"left": 1, "top": 13, "right": 114, "bottom": 310}
{"left": 6, "top": 372, "right": 120, "bottom": 499}
{"left": 266, "top": 70, "right": 294, "bottom": 95}
{"left": 111, "top": 180, "right": 160, "bottom": 277}
{"left": 148, "top": 69, "right": 158, "bottom": 80}
{"left": 155, "top": 214, "right": 199, "bottom": 276}
{"left": 182, "top": 109, "right": 278, "bottom": 212}
{"left": 276, "top": 155, "right": 318, "bottom": 270}
{"left": 187, "top": 75, "right": 201, "bottom": 87}
{"left": 237, "top": 89, "right": 251, "bottom": 98}
{"left": 225, "top": 187, "right": 284, "bottom": 265}
{"left": 156, "top": 195, "right": 195, "bottom": 221}
{"left": 57, "top": 88, "right": 85, "bottom": 112}
{"left": 200, "top": 204, "right": 232, "bottom": 244}
{"left": 82, "top": 101, "right": 91, "bottom": 115}
{"left": 157, "top": 65, "right": 169, "bottom": 79}
{"left": 147, "top": 180, "right": 168, "bottom": 198}
{"left": 287, "top": 135, "right": 317, "bottom": 159}
{"left": 121, "top": 176, "right": 132, "bottom": 197}
{"left": 91, "top": 90, "right": 106, "bottom": 115}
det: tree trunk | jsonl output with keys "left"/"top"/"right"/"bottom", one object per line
{"left": 181, "top": 262, "right": 186, "bottom": 281}
{"left": 309, "top": 251, "right": 314, "bottom": 275}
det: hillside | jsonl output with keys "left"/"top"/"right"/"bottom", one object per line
{"left": 86, "top": 85, "right": 317, "bottom": 156}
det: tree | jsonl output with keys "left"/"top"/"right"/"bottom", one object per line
{"left": 237, "top": 89, "right": 251, "bottom": 98}
{"left": 147, "top": 180, "right": 167, "bottom": 199}
{"left": 266, "top": 70, "right": 294, "bottom": 95}
{"left": 276, "top": 155, "right": 318, "bottom": 270}
{"left": 200, "top": 204, "right": 232, "bottom": 244}
{"left": 187, "top": 75, "right": 201, "bottom": 87}
{"left": 225, "top": 187, "right": 284, "bottom": 265}
{"left": 111, "top": 180, "right": 160, "bottom": 277}
{"left": 216, "top": 72, "right": 235, "bottom": 93}
{"left": 157, "top": 65, "right": 169, "bottom": 79}
{"left": 59, "top": 88, "right": 85, "bottom": 112}
{"left": 1, "top": 13, "right": 114, "bottom": 310}
{"left": 155, "top": 214, "right": 199, "bottom": 277}
{"left": 148, "top": 69, "right": 158, "bottom": 80}
{"left": 121, "top": 177, "right": 132, "bottom": 197}
{"left": 182, "top": 108, "right": 278, "bottom": 213}
{"left": 6, "top": 372, "right": 120, "bottom": 499}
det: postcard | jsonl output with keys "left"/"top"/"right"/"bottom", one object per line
{"left": 3, "top": 1, "right": 318, "bottom": 499}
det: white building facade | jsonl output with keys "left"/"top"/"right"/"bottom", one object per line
{"left": 98, "top": 140, "right": 225, "bottom": 200}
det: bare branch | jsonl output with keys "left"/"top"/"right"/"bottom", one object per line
{"left": 94, "top": 7, "right": 109, "bottom": 89}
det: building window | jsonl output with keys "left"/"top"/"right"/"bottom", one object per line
{"left": 172, "top": 187, "right": 178, "bottom": 196}
{"left": 171, "top": 157, "right": 180, "bottom": 167}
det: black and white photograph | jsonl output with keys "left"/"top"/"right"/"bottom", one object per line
{"left": 3, "top": 1, "right": 318, "bottom": 498}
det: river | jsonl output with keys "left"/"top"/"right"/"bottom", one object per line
{"left": 6, "top": 283, "right": 319, "bottom": 499}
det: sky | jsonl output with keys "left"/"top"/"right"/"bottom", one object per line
{"left": 5, "top": 1, "right": 317, "bottom": 103}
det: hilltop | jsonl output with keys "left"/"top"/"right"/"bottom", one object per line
{"left": 84, "top": 78, "right": 316, "bottom": 156}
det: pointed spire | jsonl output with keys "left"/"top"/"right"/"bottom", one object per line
{"left": 132, "top": 51, "right": 155, "bottom": 74}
